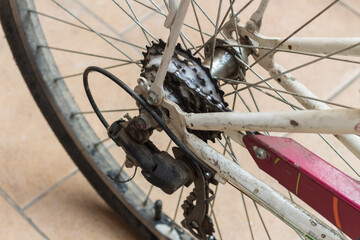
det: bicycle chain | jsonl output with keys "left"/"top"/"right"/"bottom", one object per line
{"left": 141, "top": 40, "right": 229, "bottom": 141}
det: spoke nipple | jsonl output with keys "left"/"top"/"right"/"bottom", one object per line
{"left": 253, "top": 146, "right": 268, "bottom": 160}
{"left": 154, "top": 200, "right": 163, "bottom": 221}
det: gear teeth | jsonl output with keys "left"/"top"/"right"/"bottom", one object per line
{"left": 158, "top": 39, "right": 166, "bottom": 48}
{"left": 189, "top": 192, "right": 196, "bottom": 201}
{"left": 141, "top": 39, "right": 230, "bottom": 141}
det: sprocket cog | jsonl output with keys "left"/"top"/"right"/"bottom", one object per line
{"left": 141, "top": 40, "right": 229, "bottom": 141}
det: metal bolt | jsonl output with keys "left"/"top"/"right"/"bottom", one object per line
{"left": 147, "top": 91, "right": 158, "bottom": 105}
{"left": 253, "top": 146, "right": 268, "bottom": 160}
{"left": 134, "top": 118, "right": 146, "bottom": 130}
{"left": 204, "top": 172, "right": 211, "bottom": 179}
{"left": 209, "top": 236, "right": 215, "bottom": 240}
{"left": 321, "top": 234, "right": 326, "bottom": 238}
{"left": 310, "top": 219, "right": 317, "bottom": 226}
{"left": 124, "top": 113, "right": 132, "bottom": 121}
{"left": 246, "top": 22, "right": 255, "bottom": 32}
{"left": 154, "top": 200, "right": 162, "bottom": 221}
{"left": 191, "top": 220, "right": 199, "bottom": 228}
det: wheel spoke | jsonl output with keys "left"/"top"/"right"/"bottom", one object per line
{"left": 241, "top": 193, "right": 254, "bottom": 240}
{"left": 238, "top": 42, "right": 360, "bottom": 92}
{"left": 191, "top": 0, "right": 205, "bottom": 45}
{"left": 217, "top": 138, "right": 240, "bottom": 164}
{"left": 29, "top": 10, "right": 146, "bottom": 50}
{"left": 225, "top": 44, "right": 360, "bottom": 65}
{"left": 94, "top": 137, "right": 111, "bottom": 148}
{"left": 209, "top": 0, "right": 223, "bottom": 71}
{"left": 39, "top": 45, "right": 137, "bottom": 63}
{"left": 125, "top": 0, "right": 152, "bottom": 45}
{"left": 253, "top": 202, "right": 271, "bottom": 240}
{"left": 209, "top": 185, "right": 223, "bottom": 240}
{"left": 170, "top": 186, "right": 185, "bottom": 230}
{"left": 161, "top": 0, "right": 205, "bottom": 58}
{"left": 250, "top": 0, "right": 340, "bottom": 68}
{"left": 71, "top": 108, "right": 138, "bottom": 117}
{"left": 319, "top": 134, "right": 360, "bottom": 178}
{"left": 134, "top": 0, "right": 214, "bottom": 38}
{"left": 223, "top": 55, "right": 296, "bottom": 111}
{"left": 50, "top": 0, "right": 140, "bottom": 67}
{"left": 194, "top": 0, "right": 255, "bottom": 55}
{"left": 112, "top": 0, "right": 158, "bottom": 43}
{"left": 143, "top": 185, "right": 154, "bottom": 206}
{"left": 192, "top": 0, "right": 228, "bottom": 40}
{"left": 55, "top": 61, "right": 139, "bottom": 81}
{"left": 224, "top": 80, "right": 353, "bottom": 109}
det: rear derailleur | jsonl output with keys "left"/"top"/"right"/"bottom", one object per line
{"left": 108, "top": 113, "right": 217, "bottom": 239}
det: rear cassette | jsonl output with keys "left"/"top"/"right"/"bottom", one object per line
{"left": 141, "top": 40, "right": 229, "bottom": 141}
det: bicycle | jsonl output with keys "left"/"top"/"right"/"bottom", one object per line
{"left": 1, "top": 0, "right": 359, "bottom": 239}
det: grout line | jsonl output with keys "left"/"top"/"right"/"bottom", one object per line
{"left": 115, "top": 3, "right": 164, "bottom": 37}
{"left": 72, "top": 0, "right": 162, "bottom": 38}
{"left": 280, "top": 70, "right": 360, "bottom": 139}
{"left": 22, "top": 168, "right": 79, "bottom": 211}
{"left": 73, "top": 0, "right": 121, "bottom": 37}
{"left": 338, "top": 0, "right": 360, "bottom": 18}
{"left": 0, "top": 185, "right": 50, "bottom": 240}
{"left": 325, "top": 70, "right": 360, "bottom": 102}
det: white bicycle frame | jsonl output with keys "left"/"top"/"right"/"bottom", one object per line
{"left": 143, "top": 0, "right": 360, "bottom": 239}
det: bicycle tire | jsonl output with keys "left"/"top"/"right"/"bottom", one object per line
{"left": 1, "top": 0, "right": 359, "bottom": 239}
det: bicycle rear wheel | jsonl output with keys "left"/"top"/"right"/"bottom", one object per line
{"left": 1, "top": 0, "right": 359, "bottom": 239}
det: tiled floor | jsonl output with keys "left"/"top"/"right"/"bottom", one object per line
{"left": 0, "top": 23, "right": 137, "bottom": 240}
{"left": 0, "top": 0, "right": 359, "bottom": 240}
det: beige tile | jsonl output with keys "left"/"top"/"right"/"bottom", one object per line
{"left": 0, "top": 195, "right": 44, "bottom": 240}
{"left": 0, "top": 28, "right": 76, "bottom": 207}
{"left": 25, "top": 173, "right": 137, "bottom": 240}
